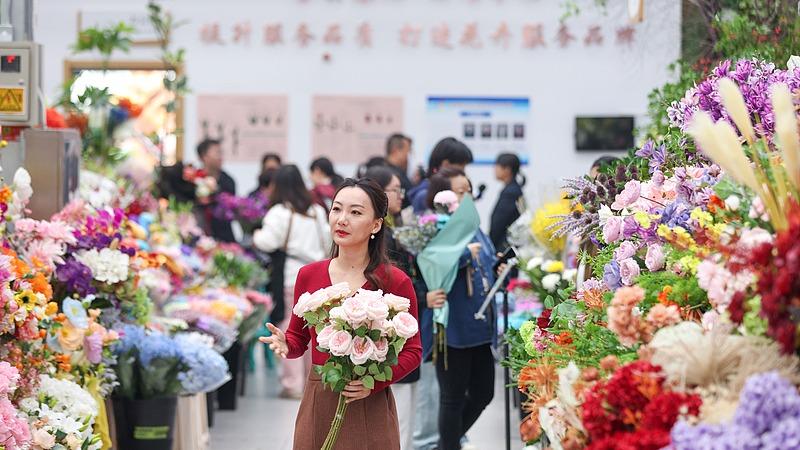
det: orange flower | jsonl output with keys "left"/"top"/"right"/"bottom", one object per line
{"left": 0, "top": 186, "right": 11, "bottom": 203}
{"left": 555, "top": 331, "right": 574, "bottom": 346}
{"left": 30, "top": 272, "right": 53, "bottom": 301}
{"left": 707, "top": 194, "right": 725, "bottom": 213}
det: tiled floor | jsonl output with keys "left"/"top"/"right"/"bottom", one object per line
{"left": 210, "top": 350, "right": 524, "bottom": 449}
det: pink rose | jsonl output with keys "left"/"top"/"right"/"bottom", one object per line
{"left": 32, "top": 428, "right": 55, "bottom": 449}
{"left": 366, "top": 298, "right": 389, "bottom": 322}
{"left": 645, "top": 244, "right": 666, "bottom": 272}
{"left": 383, "top": 294, "right": 411, "bottom": 312}
{"left": 618, "top": 258, "right": 640, "bottom": 286}
{"left": 317, "top": 325, "right": 336, "bottom": 349}
{"left": 373, "top": 338, "right": 389, "bottom": 362}
{"left": 611, "top": 180, "right": 641, "bottom": 210}
{"left": 614, "top": 241, "right": 637, "bottom": 261}
{"left": 391, "top": 312, "right": 418, "bottom": 339}
{"left": 349, "top": 336, "right": 376, "bottom": 365}
{"left": 329, "top": 306, "right": 348, "bottom": 322}
{"left": 292, "top": 289, "right": 328, "bottom": 317}
{"left": 342, "top": 297, "right": 369, "bottom": 326}
{"left": 325, "top": 282, "right": 352, "bottom": 300}
{"left": 602, "top": 216, "right": 624, "bottom": 243}
{"left": 433, "top": 190, "right": 459, "bottom": 212}
{"left": 328, "top": 330, "right": 353, "bottom": 356}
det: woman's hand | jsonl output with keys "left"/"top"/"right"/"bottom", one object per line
{"left": 467, "top": 242, "right": 482, "bottom": 259}
{"left": 259, "top": 323, "right": 288, "bottom": 358}
{"left": 426, "top": 289, "right": 447, "bottom": 309}
{"left": 342, "top": 380, "right": 372, "bottom": 404}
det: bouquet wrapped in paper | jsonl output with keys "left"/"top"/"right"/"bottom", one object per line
{"left": 293, "top": 282, "right": 418, "bottom": 450}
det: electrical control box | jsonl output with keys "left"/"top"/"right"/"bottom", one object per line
{"left": 0, "top": 41, "right": 40, "bottom": 126}
{"left": 20, "top": 128, "right": 81, "bottom": 219}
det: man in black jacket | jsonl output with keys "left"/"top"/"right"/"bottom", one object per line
{"left": 385, "top": 133, "right": 414, "bottom": 204}
{"left": 196, "top": 139, "right": 237, "bottom": 242}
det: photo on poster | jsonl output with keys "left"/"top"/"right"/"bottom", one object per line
{"left": 463, "top": 122, "right": 476, "bottom": 139}
{"left": 496, "top": 123, "right": 508, "bottom": 139}
{"left": 513, "top": 123, "right": 525, "bottom": 139}
{"left": 481, "top": 123, "right": 492, "bottom": 139}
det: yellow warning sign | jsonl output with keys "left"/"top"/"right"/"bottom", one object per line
{"left": 0, "top": 87, "right": 24, "bottom": 114}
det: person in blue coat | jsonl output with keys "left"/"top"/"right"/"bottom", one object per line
{"left": 417, "top": 169, "right": 498, "bottom": 450}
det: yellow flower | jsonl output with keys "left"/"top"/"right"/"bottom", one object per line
{"left": 690, "top": 208, "right": 713, "bottom": 227}
{"left": 530, "top": 199, "right": 571, "bottom": 255}
{"left": 678, "top": 255, "right": 700, "bottom": 274}
{"left": 633, "top": 212, "right": 653, "bottom": 229}
{"left": 544, "top": 261, "right": 564, "bottom": 273}
{"left": 14, "top": 290, "right": 37, "bottom": 312}
{"left": 45, "top": 302, "right": 58, "bottom": 316}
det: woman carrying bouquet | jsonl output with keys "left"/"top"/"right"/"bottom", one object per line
{"left": 420, "top": 168, "right": 499, "bottom": 450}
{"left": 253, "top": 165, "right": 332, "bottom": 398}
{"left": 260, "top": 178, "right": 423, "bottom": 450}
{"left": 365, "top": 166, "right": 427, "bottom": 450}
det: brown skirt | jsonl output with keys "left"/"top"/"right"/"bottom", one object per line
{"left": 293, "top": 368, "right": 401, "bottom": 450}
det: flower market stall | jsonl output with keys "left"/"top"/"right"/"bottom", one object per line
{"left": 505, "top": 53, "right": 800, "bottom": 450}
{"left": 0, "top": 6, "right": 272, "bottom": 450}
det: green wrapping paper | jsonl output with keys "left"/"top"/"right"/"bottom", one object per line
{"left": 417, "top": 195, "right": 481, "bottom": 336}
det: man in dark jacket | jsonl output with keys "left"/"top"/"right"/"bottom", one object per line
{"left": 196, "top": 139, "right": 237, "bottom": 242}
{"left": 385, "top": 133, "right": 414, "bottom": 203}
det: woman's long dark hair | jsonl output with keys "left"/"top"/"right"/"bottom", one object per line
{"left": 269, "top": 165, "right": 314, "bottom": 213}
{"left": 311, "top": 157, "right": 345, "bottom": 187}
{"left": 330, "top": 178, "right": 391, "bottom": 290}
{"left": 496, "top": 152, "right": 527, "bottom": 186}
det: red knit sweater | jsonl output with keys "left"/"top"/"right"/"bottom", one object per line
{"left": 284, "top": 259, "right": 423, "bottom": 393}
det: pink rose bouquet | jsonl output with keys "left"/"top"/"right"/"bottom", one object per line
{"left": 294, "top": 283, "right": 418, "bottom": 450}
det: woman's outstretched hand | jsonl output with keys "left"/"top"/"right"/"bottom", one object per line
{"left": 259, "top": 323, "right": 288, "bottom": 358}
{"left": 342, "top": 380, "right": 372, "bottom": 404}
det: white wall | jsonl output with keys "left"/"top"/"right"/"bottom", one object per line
{"left": 35, "top": 0, "right": 681, "bottom": 228}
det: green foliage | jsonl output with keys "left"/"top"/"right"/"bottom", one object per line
{"left": 590, "top": 242, "right": 618, "bottom": 279}
{"left": 635, "top": 271, "right": 709, "bottom": 311}
{"left": 643, "top": 62, "right": 701, "bottom": 141}
{"left": 148, "top": 1, "right": 190, "bottom": 115}
{"left": 73, "top": 22, "right": 133, "bottom": 61}
{"left": 211, "top": 251, "right": 268, "bottom": 289}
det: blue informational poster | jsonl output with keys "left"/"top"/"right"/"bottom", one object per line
{"left": 425, "top": 96, "right": 531, "bottom": 165}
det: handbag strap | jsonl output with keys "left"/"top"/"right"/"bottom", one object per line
{"left": 282, "top": 207, "right": 294, "bottom": 252}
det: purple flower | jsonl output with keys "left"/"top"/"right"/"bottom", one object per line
{"left": 622, "top": 216, "right": 640, "bottom": 239}
{"left": 55, "top": 258, "right": 96, "bottom": 296}
{"left": 660, "top": 201, "right": 691, "bottom": 229}
{"left": 668, "top": 58, "right": 800, "bottom": 140}
{"left": 635, "top": 140, "right": 667, "bottom": 174}
{"left": 761, "top": 417, "right": 800, "bottom": 450}
{"left": 602, "top": 260, "right": 621, "bottom": 290}
{"left": 734, "top": 372, "right": 800, "bottom": 434}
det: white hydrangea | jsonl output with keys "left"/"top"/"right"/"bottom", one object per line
{"left": 74, "top": 248, "right": 130, "bottom": 284}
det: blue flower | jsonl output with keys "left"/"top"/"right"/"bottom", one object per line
{"left": 175, "top": 333, "right": 230, "bottom": 394}
{"left": 602, "top": 261, "right": 621, "bottom": 291}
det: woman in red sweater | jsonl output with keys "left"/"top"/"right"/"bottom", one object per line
{"left": 261, "top": 178, "right": 423, "bottom": 449}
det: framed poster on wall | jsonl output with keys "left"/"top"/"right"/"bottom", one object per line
{"left": 196, "top": 94, "right": 288, "bottom": 162}
{"left": 425, "top": 96, "right": 530, "bottom": 164}
{"left": 311, "top": 95, "right": 404, "bottom": 164}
